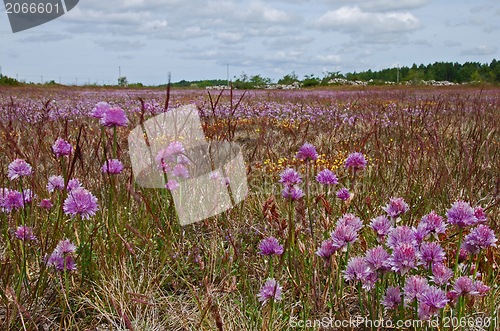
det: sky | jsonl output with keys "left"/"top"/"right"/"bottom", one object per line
{"left": 0, "top": 0, "right": 499, "bottom": 85}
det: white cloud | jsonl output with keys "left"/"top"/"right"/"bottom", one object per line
{"left": 316, "top": 54, "right": 341, "bottom": 64}
{"left": 315, "top": 6, "right": 421, "bottom": 34}
{"left": 95, "top": 40, "right": 146, "bottom": 52}
{"left": 323, "top": 0, "right": 431, "bottom": 11}
{"left": 215, "top": 32, "right": 244, "bottom": 43}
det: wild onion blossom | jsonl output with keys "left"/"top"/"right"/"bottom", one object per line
{"left": 452, "top": 276, "right": 476, "bottom": 296}
{"left": 63, "top": 187, "right": 99, "bottom": 219}
{"left": 462, "top": 224, "right": 497, "bottom": 254}
{"left": 383, "top": 197, "right": 409, "bottom": 218}
{"left": 257, "top": 278, "right": 282, "bottom": 304}
{"left": 0, "top": 189, "right": 24, "bottom": 212}
{"left": 39, "top": 199, "right": 53, "bottom": 210}
{"left": 7, "top": 159, "right": 32, "bottom": 180}
{"left": 100, "top": 107, "right": 129, "bottom": 127}
{"left": 344, "top": 257, "right": 376, "bottom": 289}
{"left": 430, "top": 263, "right": 453, "bottom": 286}
{"left": 316, "top": 239, "right": 340, "bottom": 260}
{"left": 420, "top": 211, "right": 447, "bottom": 234}
{"left": 316, "top": 169, "right": 338, "bottom": 185}
{"left": 419, "top": 286, "right": 448, "bottom": 318}
{"left": 90, "top": 101, "right": 110, "bottom": 119}
{"left": 46, "top": 239, "right": 77, "bottom": 272}
{"left": 344, "top": 152, "right": 367, "bottom": 170}
{"left": 47, "top": 175, "right": 65, "bottom": 192}
{"left": 446, "top": 200, "right": 477, "bottom": 228}
{"left": 386, "top": 226, "right": 417, "bottom": 249}
{"left": 295, "top": 143, "right": 318, "bottom": 161}
{"left": 419, "top": 242, "right": 446, "bottom": 267}
{"left": 404, "top": 275, "right": 429, "bottom": 303}
{"left": 51, "top": 138, "right": 73, "bottom": 157}
{"left": 165, "top": 179, "right": 179, "bottom": 191}
{"left": 381, "top": 286, "right": 402, "bottom": 310}
{"left": 282, "top": 185, "right": 304, "bottom": 201}
{"left": 331, "top": 225, "right": 359, "bottom": 248}
{"left": 14, "top": 225, "right": 36, "bottom": 241}
{"left": 369, "top": 215, "right": 393, "bottom": 240}
{"left": 258, "top": 237, "right": 284, "bottom": 256}
{"left": 336, "top": 213, "right": 363, "bottom": 232}
{"left": 101, "top": 159, "right": 124, "bottom": 174}
{"left": 474, "top": 206, "right": 487, "bottom": 223}
{"left": 67, "top": 178, "right": 82, "bottom": 191}
{"left": 389, "top": 243, "right": 420, "bottom": 275}
{"left": 472, "top": 280, "right": 490, "bottom": 297}
{"left": 279, "top": 168, "right": 302, "bottom": 186}
{"left": 336, "top": 187, "right": 350, "bottom": 201}
{"left": 365, "top": 246, "right": 390, "bottom": 272}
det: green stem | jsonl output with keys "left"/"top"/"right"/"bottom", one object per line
{"left": 454, "top": 228, "right": 464, "bottom": 276}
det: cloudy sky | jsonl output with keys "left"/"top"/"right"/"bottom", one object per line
{"left": 1, "top": 0, "right": 499, "bottom": 85}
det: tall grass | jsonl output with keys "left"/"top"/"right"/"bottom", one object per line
{"left": 0, "top": 85, "right": 498, "bottom": 330}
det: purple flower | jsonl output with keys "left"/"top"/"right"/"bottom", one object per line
{"left": 101, "top": 159, "right": 124, "bottom": 174}
{"left": 420, "top": 242, "right": 446, "bottom": 267}
{"left": 90, "top": 102, "right": 110, "bottom": 119}
{"left": 462, "top": 224, "right": 497, "bottom": 254}
{"left": 431, "top": 264, "right": 453, "bottom": 286}
{"left": 155, "top": 141, "right": 187, "bottom": 172}
{"left": 7, "top": 159, "right": 32, "bottom": 180}
{"left": 418, "top": 303, "right": 433, "bottom": 321}
{"left": 282, "top": 185, "right": 304, "bottom": 201}
{"left": 46, "top": 239, "right": 77, "bottom": 272}
{"left": 100, "top": 107, "right": 129, "bottom": 127}
{"left": 258, "top": 237, "right": 284, "bottom": 256}
{"left": 279, "top": 168, "right": 302, "bottom": 186}
{"left": 344, "top": 152, "right": 367, "bottom": 170}
{"left": 336, "top": 213, "right": 363, "bottom": 232}
{"left": 383, "top": 197, "right": 409, "bottom": 218}
{"left": 472, "top": 280, "right": 490, "bottom": 297}
{"left": 474, "top": 206, "right": 487, "bottom": 224}
{"left": 404, "top": 275, "right": 429, "bottom": 303}
{"left": 51, "top": 138, "right": 72, "bottom": 157}
{"left": 386, "top": 226, "right": 417, "bottom": 249}
{"left": 296, "top": 143, "right": 318, "bottom": 161}
{"left": 63, "top": 187, "right": 99, "bottom": 219}
{"left": 172, "top": 164, "right": 189, "bottom": 179}
{"left": 22, "top": 189, "right": 35, "bottom": 204}
{"left": 14, "top": 226, "right": 36, "bottom": 241}
{"left": 446, "top": 200, "right": 477, "bottom": 228}
{"left": 47, "top": 254, "right": 77, "bottom": 272}
{"left": 414, "top": 224, "right": 429, "bottom": 244}
{"left": 1, "top": 189, "right": 24, "bottom": 212}
{"left": 316, "top": 169, "right": 338, "bottom": 185}
{"left": 39, "top": 199, "right": 53, "bottom": 210}
{"left": 67, "top": 178, "right": 82, "bottom": 191}
{"left": 420, "top": 211, "right": 447, "bottom": 235}
{"left": 47, "top": 175, "right": 65, "bottom": 193}
{"left": 316, "top": 239, "right": 340, "bottom": 260}
{"left": 381, "top": 286, "right": 401, "bottom": 310}
{"left": 420, "top": 286, "right": 448, "bottom": 317}
{"left": 257, "top": 278, "right": 282, "bottom": 304}
{"left": 389, "top": 243, "right": 420, "bottom": 275}
{"left": 343, "top": 256, "right": 373, "bottom": 283}
{"left": 369, "top": 215, "right": 393, "bottom": 240}
{"left": 365, "top": 246, "right": 390, "bottom": 272}
{"left": 331, "top": 225, "right": 359, "bottom": 248}
{"left": 336, "top": 187, "right": 350, "bottom": 201}
{"left": 452, "top": 276, "right": 476, "bottom": 296}
{"left": 165, "top": 179, "right": 179, "bottom": 191}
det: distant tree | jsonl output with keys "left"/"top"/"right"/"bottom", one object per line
{"left": 302, "top": 74, "right": 320, "bottom": 87}
{"left": 118, "top": 76, "right": 128, "bottom": 87}
{"left": 278, "top": 71, "right": 299, "bottom": 85}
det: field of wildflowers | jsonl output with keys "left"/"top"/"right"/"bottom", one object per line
{"left": 0, "top": 85, "right": 499, "bottom": 330}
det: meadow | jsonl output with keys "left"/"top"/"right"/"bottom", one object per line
{"left": 0, "top": 85, "right": 499, "bottom": 330}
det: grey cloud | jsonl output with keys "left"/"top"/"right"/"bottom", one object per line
{"left": 95, "top": 40, "right": 146, "bottom": 52}
{"left": 18, "top": 33, "right": 71, "bottom": 43}
{"left": 461, "top": 45, "right": 498, "bottom": 56}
